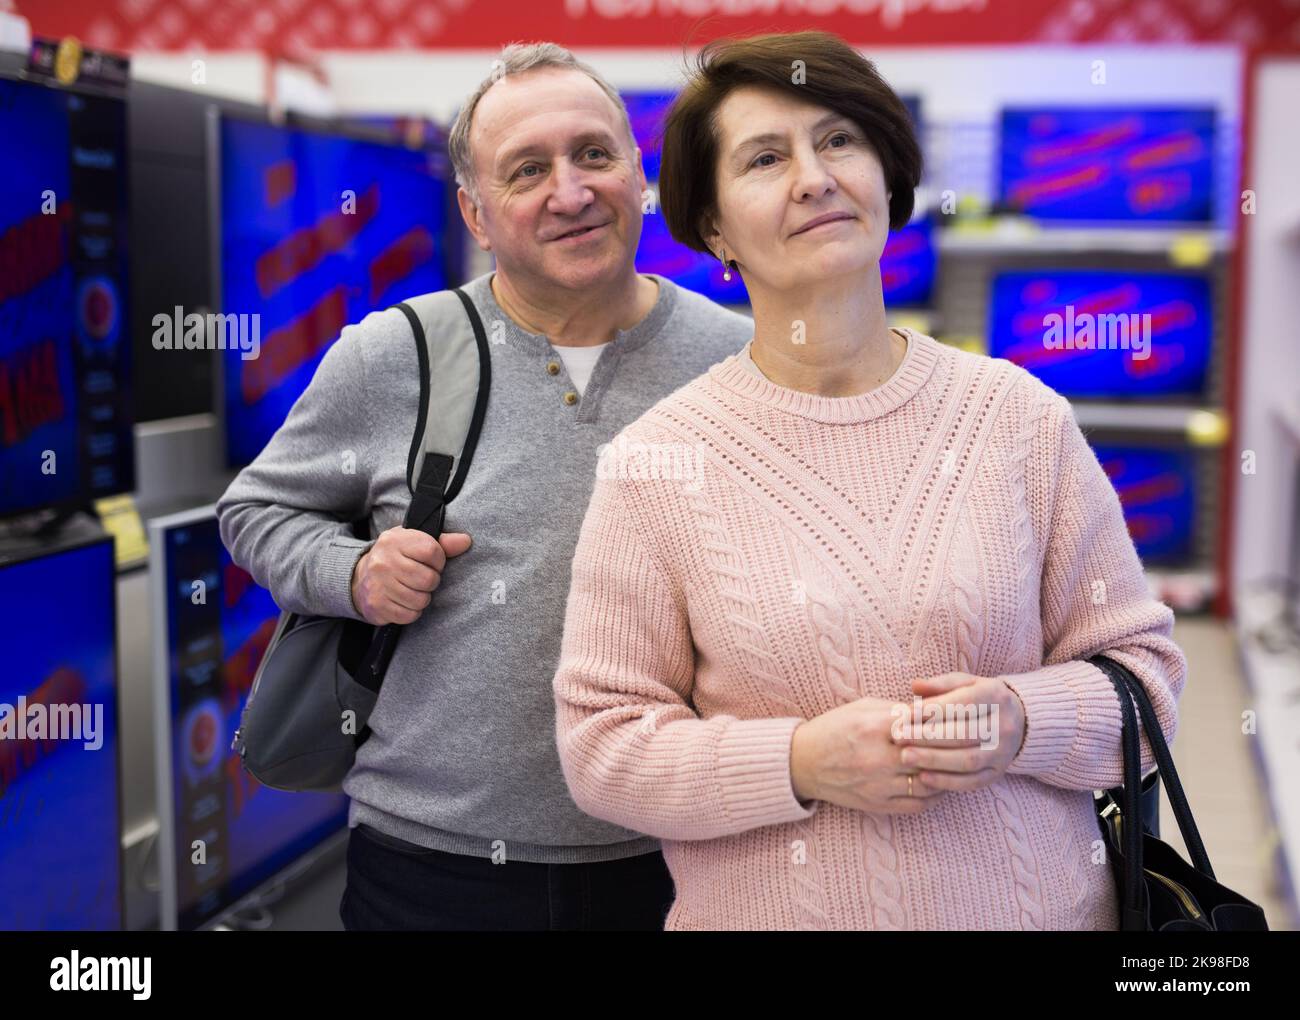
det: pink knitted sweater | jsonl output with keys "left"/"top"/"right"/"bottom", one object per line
{"left": 553, "top": 327, "right": 1187, "bottom": 930}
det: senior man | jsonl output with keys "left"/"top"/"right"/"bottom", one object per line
{"left": 216, "top": 43, "right": 753, "bottom": 931}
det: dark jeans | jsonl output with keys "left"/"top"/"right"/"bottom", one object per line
{"left": 340, "top": 823, "right": 676, "bottom": 930}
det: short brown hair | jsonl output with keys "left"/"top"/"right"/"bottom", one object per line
{"left": 659, "top": 30, "right": 923, "bottom": 258}
{"left": 448, "top": 42, "right": 635, "bottom": 208}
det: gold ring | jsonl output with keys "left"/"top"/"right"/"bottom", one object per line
{"left": 908, "top": 774, "right": 914, "bottom": 798}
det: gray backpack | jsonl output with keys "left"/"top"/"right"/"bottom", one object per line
{"left": 231, "top": 287, "right": 490, "bottom": 793}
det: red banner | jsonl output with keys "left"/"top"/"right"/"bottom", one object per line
{"left": 14, "top": 0, "right": 1300, "bottom": 54}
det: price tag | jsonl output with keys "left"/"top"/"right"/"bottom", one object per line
{"left": 1168, "top": 233, "right": 1214, "bottom": 268}
{"left": 94, "top": 494, "right": 149, "bottom": 568}
{"left": 1186, "top": 409, "right": 1228, "bottom": 446}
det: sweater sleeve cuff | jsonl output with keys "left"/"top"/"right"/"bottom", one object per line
{"left": 717, "top": 716, "right": 819, "bottom": 829}
{"left": 314, "top": 536, "right": 373, "bottom": 621}
{"left": 1001, "top": 659, "right": 1117, "bottom": 778}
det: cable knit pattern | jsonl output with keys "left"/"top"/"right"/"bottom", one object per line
{"left": 681, "top": 483, "right": 829, "bottom": 931}
{"left": 784, "top": 528, "right": 860, "bottom": 706}
{"left": 991, "top": 778, "right": 1046, "bottom": 929}
{"left": 784, "top": 527, "right": 908, "bottom": 929}
{"left": 861, "top": 812, "right": 907, "bottom": 930}
{"left": 553, "top": 328, "right": 1188, "bottom": 930}
{"left": 1055, "top": 787, "right": 1095, "bottom": 929}
{"left": 1007, "top": 396, "right": 1055, "bottom": 654}
{"left": 950, "top": 507, "right": 984, "bottom": 675}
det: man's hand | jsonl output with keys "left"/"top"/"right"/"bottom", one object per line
{"left": 350, "top": 527, "right": 472, "bottom": 625}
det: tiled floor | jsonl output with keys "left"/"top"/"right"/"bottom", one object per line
{"left": 1163, "top": 616, "right": 1296, "bottom": 930}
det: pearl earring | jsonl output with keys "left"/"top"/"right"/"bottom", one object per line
{"left": 721, "top": 248, "right": 732, "bottom": 282}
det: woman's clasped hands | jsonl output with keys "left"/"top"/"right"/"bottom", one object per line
{"left": 790, "top": 672, "right": 1028, "bottom": 815}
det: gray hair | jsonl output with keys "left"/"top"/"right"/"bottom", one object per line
{"left": 449, "top": 42, "right": 636, "bottom": 207}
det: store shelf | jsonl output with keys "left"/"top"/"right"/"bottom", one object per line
{"left": 937, "top": 222, "right": 1231, "bottom": 258}
{"left": 1072, "top": 403, "right": 1228, "bottom": 439}
{"left": 1235, "top": 587, "right": 1300, "bottom": 922}
{"left": 1146, "top": 568, "right": 1219, "bottom": 613}
{"left": 888, "top": 309, "right": 937, "bottom": 336}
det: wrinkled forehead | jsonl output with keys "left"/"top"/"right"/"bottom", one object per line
{"left": 472, "top": 68, "right": 631, "bottom": 172}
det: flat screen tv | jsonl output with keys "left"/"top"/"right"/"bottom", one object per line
{"left": 215, "top": 114, "right": 450, "bottom": 467}
{"left": 988, "top": 270, "right": 1211, "bottom": 399}
{"left": 150, "top": 506, "right": 348, "bottom": 930}
{"left": 621, "top": 90, "right": 674, "bottom": 183}
{"left": 635, "top": 203, "right": 749, "bottom": 305}
{"left": 881, "top": 216, "right": 935, "bottom": 307}
{"left": 999, "top": 106, "right": 1215, "bottom": 223}
{"left": 1090, "top": 443, "right": 1198, "bottom": 564}
{"left": 0, "top": 76, "right": 133, "bottom": 519}
{"left": 0, "top": 534, "right": 122, "bottom": 929}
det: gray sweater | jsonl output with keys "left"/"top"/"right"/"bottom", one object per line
{"left": 217, "top": 271, "right": 754, "bottom": 862}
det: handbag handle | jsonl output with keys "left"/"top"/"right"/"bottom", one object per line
{"left": 1091, "top": 655, "right": 1145, "bottom": 926}
{"left": 1088, "top": 654, "right": 1214, "bottom": 878}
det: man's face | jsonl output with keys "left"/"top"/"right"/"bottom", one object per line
{"left": 458, "top": 68, "right": 646, "bottom": 293}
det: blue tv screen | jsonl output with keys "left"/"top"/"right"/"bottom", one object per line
{"left": 988, "top": 270, "right": 1211, "bottom": 399}
{"left": 622, "top": 90, "right": 675, "bottom": 182}
{"left": 636, "top": 207, "right": 749, "bottom": 305}
{"left": 622, "top": 91, "right": 921, "bottom": 182}
{"left": 219, "top": 116, "right": 449, "bottom": 466}
{"left": 901, "top": 95, "right": 922, "bottom": 136}
{"left": 628, "top": 87, "right": 926, "bottom": 308}
{"left": 159, "top": 512, "right": 348, "bottom": 930}
{"left": 881, "top": 216, "right": 936, "bottom": 307}
{"left": 0, "top": 536, "right": 121, "bottom": 930}
{"left": 0, "top": 77, "right": 134, "bottom": 518}
{"left": 1000, "top": 107, "right": 1215, "bottom": 222}
{"left": 1091, "top": 444, "right": 1197, "bottom": 564}
{"left": 637, "top": 212, "right": 931, "bottom": 309}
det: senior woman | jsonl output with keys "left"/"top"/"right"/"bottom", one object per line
{"left": 551, "top": 30, "right": 1187, "bottom": 930}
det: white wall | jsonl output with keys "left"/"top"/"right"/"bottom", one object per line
{"left": 130, "top": 52, "right": 266, "bottom": 103}
{"left": 312, "top": 44, "right": 1241, "bottom": 116}
{"left": 134, "top": 44, "right": 1241, "bottom": 131}
{"left": 1231, "top": 57, "right": 1300, "bottom": 602}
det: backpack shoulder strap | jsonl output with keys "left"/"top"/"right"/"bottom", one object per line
{"left": 391, "top": 287, "right": 491, "bottom": 500}
{"left": 354, "top": 289, "right": 491, "bottom": 691}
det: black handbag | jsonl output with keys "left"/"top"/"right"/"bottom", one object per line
{"left": 1088, "top": 654, "right": 1269, "bottom": 931}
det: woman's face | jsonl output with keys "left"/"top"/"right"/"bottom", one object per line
{"left": 703, "top": 85, "right": 893, "bottom": 295}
